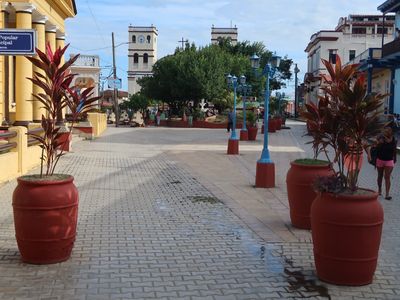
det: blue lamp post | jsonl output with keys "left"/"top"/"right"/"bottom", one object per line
{"left": 226, "top": 74, "right": 241, "bottom": 154}
{"left": 237, "top": 77, "right": 252, "bottom": 141}
{"left": 250, "top": 53, "right": 281, "bottom": 188}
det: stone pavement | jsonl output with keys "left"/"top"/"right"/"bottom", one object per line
{"left": 0, "top": 120, "right": 399, "bottom": 300}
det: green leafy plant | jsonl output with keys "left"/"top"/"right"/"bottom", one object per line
{"left": 26, "top": 44, "right": 100, "bottom": 177}
{"left": 302, "top": 55, "right": 386, "bottom": 192}
{"left": 246, "top": 111, "right": 257, "bottom": 127}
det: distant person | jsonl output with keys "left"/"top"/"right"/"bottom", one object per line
{"left": 156, "top": 111, "right": 161, "bottom": 126}
{"left": 371, "top": 127, "right": 397, "bottom": 200}
{"left": 227, "top": 109, "right": 234, "bottom": 132}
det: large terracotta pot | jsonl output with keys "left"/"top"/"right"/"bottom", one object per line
{"left": 268, "top": 120, "right": 276, "bottom": 132}
{"left": 274, "top": 118, "right": 282, "bottom": 130}
{"left": 12, "top": 174, "right": 79, "bottom": 264}
{"left": 247, "top": 126, "right": 258, "bottom": 141}
{"left": 286, "top": 160, "right": 332, "bottom": 229}
{"left": 311, "top": 189, "right": 383, "bottom": 285}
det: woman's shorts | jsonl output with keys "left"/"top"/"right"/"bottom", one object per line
{"left": 344, "top": 154, "right": 363, "bottom": 172}
{"left": 376, "top": 159, "right": 395, "bottom": 168}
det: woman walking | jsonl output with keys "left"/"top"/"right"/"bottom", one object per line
{"left": 374, "top": 127, "right": 397, "bottom": 200}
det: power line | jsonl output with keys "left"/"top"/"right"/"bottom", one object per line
{"left": 85, "top": 0, "right": 107, "bottom": 46}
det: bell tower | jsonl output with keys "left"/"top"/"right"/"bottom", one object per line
{"left": 128, "top": 25, "right": 158, "bottom": 95}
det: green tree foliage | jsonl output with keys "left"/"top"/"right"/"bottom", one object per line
{"left": 119, "top": 93, "right": 151, "bottom": 116}
{"left": 139, "top": 39, "right": 293, "bottom": 113}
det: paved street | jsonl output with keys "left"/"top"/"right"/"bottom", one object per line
{"left": 0, "top": 120, "right": 399, "bottom": 299}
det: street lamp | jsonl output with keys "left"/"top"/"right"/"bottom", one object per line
{"left": 226, "top": 74, "right": 241, "bottom": 154}
{"left": 294, "top": 64, "right": 300, "bottom": 118}
{"left": 250, "top": 53, "right": 281, "bottom": 188}
{"left": 237, "top": 76, "right": 252, "bottom": 141}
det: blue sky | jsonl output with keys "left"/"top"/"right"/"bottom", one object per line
{"left": 65, "top": 0, "right": 384, "bottom": 98}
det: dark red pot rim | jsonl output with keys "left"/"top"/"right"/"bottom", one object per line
{"left": 290, "top": 160, "right": 331, "bottom": 168}
{"left": 319, "top": 188, "right": 379, "bottom": 200}
{"left": 17, "top": 174, "right": 74, "bottom": 186}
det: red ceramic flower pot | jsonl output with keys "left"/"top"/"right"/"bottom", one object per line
{"left": 311, "top": 189, "right": 383, "bottom": 285}
{"left": 268, "top": 120, "right": 276, "bottom": 132}
{"left": 247, "top": 126, "right": 258, "bottom": 141}
{"left": 275, "top": 118, "right": 282, "bottom": 130}
{"left": 12, "top": 174, "right": 79, "bottom": 264}
{"left": 286, "top": 160, "right": 332, "bottom": 229}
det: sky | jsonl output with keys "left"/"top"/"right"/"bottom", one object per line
{"left": 65, "top": 0, "right": 385, "bottom": 99}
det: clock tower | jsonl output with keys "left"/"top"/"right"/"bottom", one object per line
{"left": 128, "top": 25, "right": 158, "bottom": 95}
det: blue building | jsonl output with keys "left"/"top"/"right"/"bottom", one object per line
{"left": 378, "top": 0, "right": 400, "bottom": 114}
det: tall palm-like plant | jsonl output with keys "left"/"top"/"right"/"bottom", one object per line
{"left": 26, "top": 44, "right": 99, "bottom": 176}
{"left": 302, "top": 55, "right": 386, "bottom": 192}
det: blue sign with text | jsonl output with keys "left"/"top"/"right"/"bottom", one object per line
{"left": 0, "top": 29, "right": 36, "bottom": 55}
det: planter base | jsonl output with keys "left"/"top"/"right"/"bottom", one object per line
{"left": 227, "top": 138, "right": 239, "bottom": 155}
{"left": 255, "top": 161, "right": 275, "bottom": 188}
{"left": 240, "top": 130, "right": 248, "bottom": 141}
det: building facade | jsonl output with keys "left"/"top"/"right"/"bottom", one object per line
{"left": 127, "top": 25, "right": 158, "bottom": 96}
{"left": 304, "top": 14, "right": 395, "bottom": 104}
{"left": 0, "top": 0, "right": 77, "bottom": 125}
{"left": 211, "top": 25, "right": 238, "bottom": 45}
{"left": 69, "top": 54, "right": 100, "bottom": 100}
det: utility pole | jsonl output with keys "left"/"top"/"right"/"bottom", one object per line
{"left": 178, "top": 37, "right": 188, "bottom": 50}
{"left": 112, "top": 32, "right": 119, "bottom": 127}
{"left": 294, "top": 64, "right": 300, "bottom": 118}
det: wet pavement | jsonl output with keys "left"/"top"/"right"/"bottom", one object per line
{"left": 0, "top": 121, "right": 399, "bottom": 299}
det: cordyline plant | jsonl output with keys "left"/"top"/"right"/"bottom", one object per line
{"left": 302, "top": 55, "right": 386, "bottom": 193}
{"left": 26, "top": 44, "right": 100, "bottom": 177}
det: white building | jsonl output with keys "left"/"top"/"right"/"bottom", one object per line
{"left": 69, "top": 54, "right": 100, "bottom": 99}
{"left": 304, "top": 14, "right": 395, "bottom": 103}
{"left": 127, "top": 26, "right": 158, "bottom": 95}
{"left": 211, "top": 25, "right": 238, "bottom": 45}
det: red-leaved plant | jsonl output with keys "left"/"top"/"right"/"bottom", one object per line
{"left": 302, "top": 55, "right": 386, "bottom": 192}
{"left": 26, "top": 44, "right": 100, "bottom": 177}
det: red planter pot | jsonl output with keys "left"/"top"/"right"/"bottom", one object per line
{"left": 247, "top": 127, "right": 258, "bottom": 141}
{"left": 286, "top": 161, "right": 332, "bottom": 229}
{"left": 311, "top": 189, "right": 383, "bottom": 285}
{"left": 12, "top": 175, "right": 79, "bottom": 264}
{"left": 274, "top": 118, "right": 282, "bottom": 130}
{"left": 268, "top": 120, "right": 276, "bottom": 132}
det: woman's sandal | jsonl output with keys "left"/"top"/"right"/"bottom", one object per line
{"left": 385, "top": 196, "right": 392, "bottom": 200}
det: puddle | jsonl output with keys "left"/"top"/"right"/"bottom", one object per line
{"left": 188, "top": 196, "right": 221, "bottom": 204}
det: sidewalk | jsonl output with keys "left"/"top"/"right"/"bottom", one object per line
{"left": 0, "top": 121, "right": 399, "bottom": 299}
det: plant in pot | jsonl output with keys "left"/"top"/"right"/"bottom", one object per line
{"left": 246, "top": 111, "right": 258, "bottom": 141}
{"left": 12, "top": 44, "right": 99, "bottom": 264}
{"left": 303, "top": 55, "right": 386, "bottom": 285}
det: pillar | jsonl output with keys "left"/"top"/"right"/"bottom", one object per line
{"left": 0, "top": 6, "right": 6, "bottom": 123}
{"left": 14, "top": 3, "right": 34, "bottom": 126}
{"left": 56, "top": 34, "right": 66, "bottom": 120}
{"left": 45, "top": 25, "right": 57, "bottom": 53}
{"left": 32, "top": 16, "right": 47, "bottom": 122}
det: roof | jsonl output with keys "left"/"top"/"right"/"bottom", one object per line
{"left": 378, "top": 0, "right": 400, "bottom": 13}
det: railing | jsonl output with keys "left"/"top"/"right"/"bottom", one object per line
{"left": 71, "top": 54, "right": 100, "bottom": 67}
{"left": 0, "top": 130, "right": 17, "bottom": 152}
{"left": 27, "top": 128, "right": 44, "bottom": 147}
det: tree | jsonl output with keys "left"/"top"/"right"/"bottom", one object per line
{"left": 120, "top": 93, "right": 151, "bottom": 117}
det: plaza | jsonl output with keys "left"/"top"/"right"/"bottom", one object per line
{"left": 0, "top": 121, "right": 399, "bottom": 299}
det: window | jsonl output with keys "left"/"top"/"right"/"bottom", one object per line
{"left": 132, "top": 35, "right": 136, "bottom": 43}
{"left": 377, "top": 27, "right": 388, "bottom": 34}
{"left": 329, "top": 50, "right": 337, "bottom": 64}
{"left": 133, "top": 53, "right": 139, "bottom": 64}
{"left": 143, "top": 53, "right": 148, "bottom": 64}
{"left": 147, "top": 35, "right": 151, "bottom": 43}
{"left": 352, "top": 27, "right": 366, "bottom": 34}
{"left": 349, "top": 50, "right": 356, "bottom": 61}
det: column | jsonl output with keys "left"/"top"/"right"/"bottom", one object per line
{"left": 32, "top": 16, "right": 47, "bottom": 122}
{"left": 56, "top": 34, "right": 66, "bottom": 120}
{"left": 45, "top": 25, "right": 57, "bottom": 53}
{"left": 14, "top": 3, "right": 34, "bottom": 126}
{"left": 0, "top": 6, "right": 6, "bottom": 123}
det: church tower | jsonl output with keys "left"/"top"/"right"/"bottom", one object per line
{"left": 128, "top": 25, "right": 158, "bottom": 95}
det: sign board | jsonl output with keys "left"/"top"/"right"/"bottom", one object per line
{"left": 0, "top": 29, "right": 36, "bottom": 55}
{"left": 108, "top": 78, "right": 122, "bottom": 89}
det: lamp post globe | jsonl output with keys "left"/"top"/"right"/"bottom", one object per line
{"left": 251, "top": 52, "right": 281, "bottom": 188}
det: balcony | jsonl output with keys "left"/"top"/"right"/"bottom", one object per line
{"left": 70, "top": 54, "right": 100, "bottom": 67}
{"left": 382, "top": 38, "right": 400, "bottom": 58}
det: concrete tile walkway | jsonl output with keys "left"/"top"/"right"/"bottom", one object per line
{"left": 0, "top": 121, "right": 399, "bottom": 299}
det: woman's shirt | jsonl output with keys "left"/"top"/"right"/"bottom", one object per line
{"left": 377, "top": 138, "right": 397, "bottom": 161}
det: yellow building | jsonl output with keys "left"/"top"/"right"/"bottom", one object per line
{"left": 0, "top": 0, "right": 77, "bottom": 125}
